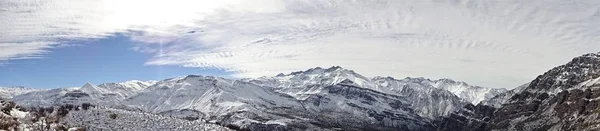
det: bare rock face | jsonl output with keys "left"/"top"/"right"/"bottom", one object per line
{"left": 432, "top": 53, "right": 600, "bottom": 131}
{"left": 488, "top": 53, "right": 600, "bottom": 131}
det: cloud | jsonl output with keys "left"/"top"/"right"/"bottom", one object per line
{"left": 0, "top": 42, "right": 56, "bottom": 61}
{"left": 2, "top": 0, "right": 600, "bottom": 88}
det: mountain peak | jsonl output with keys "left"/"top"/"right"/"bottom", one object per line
{"left": 338, "top": 79, "right": 357, "bottom": 87}
{"left": 488, "top": 54, "right": 600, "bottom": 130}
{"left": 285, "top": 66, "right": 356, "bottom": 77}
{"left": 528, "top": 52, "right": 600, "bottom": 92}
{"left": 5, "top": 86, "right": 27, "bottom": 89}
{"left": 185, "top": 75, "right": 203, "bottom": 79}
{"left": 82, "top": 83, "right": 96, "bottom": 88}
{"left": 402, "top": 77, "right": 430, "bottom": 82}
{"left": 581, "top": 52, "right": 600, "bottom": 58}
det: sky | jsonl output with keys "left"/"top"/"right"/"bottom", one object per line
{"left": 0, "top": 35, "right": 227, "bottom": 88}
{"left": 1, "top": 0, "right": 600, "bottom": 89}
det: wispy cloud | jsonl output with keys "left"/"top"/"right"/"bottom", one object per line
{"left": 2, "top": 0, "right": 600, "bottom": 88}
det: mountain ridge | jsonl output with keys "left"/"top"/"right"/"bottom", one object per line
{"left": 4, "top": 66, "right": 502, "bottom": 130}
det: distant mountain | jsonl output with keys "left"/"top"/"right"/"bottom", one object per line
{"left": 126, "top": 75, "right": 433, "bottom": 130}
{"left": 247, "top": 66, "right": 503, "bottom": 119}
{"left": 479, "top": 83, "right": 529, "bottom": 108}
{"left": 11, "top": 87, "right": 83, "bottom": 107}
{"left": 0, "top": 86, "right": 46, "bottom": 99}
{"left": 422, "top": 78, "right": 507, "bottom": 105}
{"left": 5, "top": 66, "right": 508, "bottom": 130}
{"left": 81, "top": 80, "right": 156, "bottom": 101}
{"left": 12, "top": 80, "right": 155, "bottom": 108}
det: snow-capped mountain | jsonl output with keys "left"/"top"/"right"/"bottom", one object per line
{"left": 370, "top": 77, "right": 470, "bottom": 119}
{"left": 425, "top": 78, "right": 507, "bottom": 105}
{"left": 11, "top": 80, "right": 155, "bottom": 108}
{"left": 125, "top": 75, "right": 434, "bottom": 130}
{"left": 0, "top": 86, "right": 46, "bottom": 99}
{"left": 479, "top": 83, "right": 530, "bottom": 108}
{"left": 247, "top": 66, "right": 376, "bottom": 100}
{"left": 4, "top": 66, "right": 511, "bottom": 130}
{"left": 125, "top": 75, "right": 317, "bottom": 130}
{"left": 247, "top": 66, "right": 503, "bottom": 119}
{"left": 11, "top": 87, "right": 83, "bottom": 107}
{"left": 81, "top": 80, "right": 155, "bottom": 100}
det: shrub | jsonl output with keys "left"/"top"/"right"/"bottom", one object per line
{"left": 1, "top": 101, "right": 16, "bottom": 114}
{"left": 109, "top": 113, "right": 118, "bottom": 119}
{"left": 65, "top": 104, "right": 74, "bottom": 110}
{"left": 57, "top": 106, "right": 69, "bottom": 117}
{"left": 81, "top": 103, "right": 93, "bottom": 110}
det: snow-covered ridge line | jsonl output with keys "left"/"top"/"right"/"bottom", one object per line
{"left": 264, "top": 66, "right": 506, "bottom": 104}
{"left": 6, "top": 66, "right": 507, "bottom": 130}
{"left": 0, "top": 86, "right": 47, "bottom": 99}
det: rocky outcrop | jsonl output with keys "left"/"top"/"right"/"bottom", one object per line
{"left": 433, "top": 52, "right": 600, "bottom": 131}
{"left": 488, "top": 53, "right": 600, "bottom": 131}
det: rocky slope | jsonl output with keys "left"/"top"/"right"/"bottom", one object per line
{"left": 489, "top": 52, "right": 600, "bottom": 131}
{"left": 434, "top": 52, "right": 600, "bottom": 131}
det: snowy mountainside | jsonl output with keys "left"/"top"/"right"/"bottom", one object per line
{"left": 11, "top": 80, "right": 155, "bottom": 108}
{"left": 0, "top": 86, "right": 46, "bottom": 99}
{"left": 126, "top": 75, "right": 435, "bottom": 130}
{"left": 11, "top": 87, "right": 84, "bottom": 107}
{"left": 248, "top": 66, "right": 376, "bottom": 100}
{"left": 5, "top": 67, "right": 508, "bottom": 131}
{"left": 81, "top": 80, "right": 155, "bottom": 101}
{"left": 64, "top": 107, "right": 231, "bottom": 131}
{"left": 426, "top": 78, "right": 507, "bottom": 105}
{"left": 247, "top": 66, "right": 500, "bottom": 119}
{"left": 370, "top": 77, "right": 470, "bottom": 119}
{"left": 250, "top": 66, "right": 505, "bottom": 104}
{"left": 381, "top": 77, "right": 507, "bottom": 105}
{"left": 479, "top": 83, "right": 530, "bottom": 108}
{"left": 125, "top": 75, "right": 315, "bottom": 130}
{"left": 297, "top": 79, "right": 435, "bottom": 130}
{"left": 126, "top": 75, "right": 302, "bottom": 113}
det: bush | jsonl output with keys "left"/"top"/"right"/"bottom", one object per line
{"left": 57, "top": 106, "right": 69, "bottom": 117}
{"left": 1, "top": 101, "right": 15, "bottom": 114}
{"left": 65, "top": 104, "right": 74, "bottom": 110}
{"left": 109, "top": 113, "right": 118, "bottom": 119}
{"left": 81, "top": 103, "right": 93, "bottom": 110}
{"left": 45, "top": 107, "right": 54, "bottom": 114}
{"left": 36, "top": 108, "right": 46, "bottom": 117}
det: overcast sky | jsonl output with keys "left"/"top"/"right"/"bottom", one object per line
{"left": 1, "top": 0, "right": 599, "bottom": 89}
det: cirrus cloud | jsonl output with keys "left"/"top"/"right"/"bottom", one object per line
{"left": 2, "top": 0, "right": 600, "bottom": 88}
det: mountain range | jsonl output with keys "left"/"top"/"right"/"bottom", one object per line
{"left": 0, "top": 52, "right": 598, "bottom": 131}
